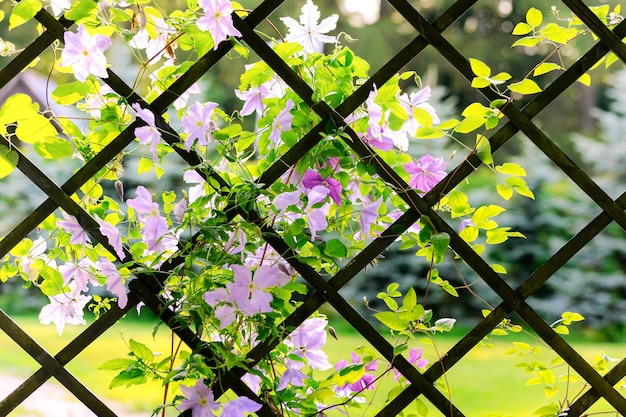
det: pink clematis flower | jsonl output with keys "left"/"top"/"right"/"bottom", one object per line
{"left": 57, "top": 212, "right": 91, "bottom": 246}
{"left": 95, "top": 215, "right": 125, "bottom": 260}
{"left": 280, "top": 0, "right": 338, "bottom": 53}
{"left": 221, "top": 397, "right": 261, "bottom": 417}
{"left": 95, "top": 257, "right": 128, "bottom": 309}
{"left": 132, "top": 103, "right": 162, "bottom": 162}
{"left": 197, "top": 0, "right": 242, "bottom": 49}
{"left": 235, "top": 84, "right": 270, "bottom": 116}
{"left": 285, "top": 317, "right": 332, "bottom": 371}
{"left": 59, "top": 258, "right": 97, "bottom": 292}
{"left": 60, "top": 24, "right": 111, "bottom": 82}
{"left": 39, "top": 282, "right": 91, "bottom": 335}
{"left": 302, "top": 169, "right": 342, "bottom": 205}
{"left": 178, "top": 378, "right": 221, "bottom": 417}
{"left": 269, "top": 99, "right": 295, "bottom": 145}
{"left": 182, "top": 101, "right": 219, "bottom": 151}
{"left": 404, "top": 154, "right": 447, "bottom": 196}
{"left": 393, "top": 347, "right": 429, "bottom": 381}
{"left": 227, "top": 265, "right": 288, "bottom": 316}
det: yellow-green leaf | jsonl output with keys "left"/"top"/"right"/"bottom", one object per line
{"left": 455, "top": 116, "right": 485, "bottom": 134}
{"left": 496, "top": 163, "right": 527, "bottom": 176}
{"left": 471, "top": 76, "right": 491, "bottom": 89}
{"left": 137, "top": 157, "right": 153, "bottom": 175}
{"left": 9, "top": 0, "right": 42, "bottom": 30}
{"left": 475, "top": 134, "right": 492, "bottom": 164}
{"left": 469, "top": 58, "right": 491, "bottom": 78}
{"left": 15, "top": 113, "right": 57, "bottom": 144}
{"left": 413, "top": 108, "right": 433, "bottom": 126}
{"left": 496, "top": 183, "right": 513, "bottom": 200}
{"left": 526, "top": 7, "right": 543, "bottom": 27}
{"left": 34, "top": 136, "right": 73, "bottom": 159}
{"left": 52, "top": 81, "right": 91, "bottom": 105}
{"left": 0, "top": 145, "right": 18, "bottom": 178}
{"left": 509, "top": 79, "right": 542, "bottom": 95}
{"left": 512, "top": 37, "right": 543, "bottom": 48}
{"left": 577, "top": 73, "right": 591, "bottom": 86}
{"left": 533, "top": 62, "right": 562, "bottom": 76}
{"left": 512, "top": 22, "right": 533, "bottom": 35}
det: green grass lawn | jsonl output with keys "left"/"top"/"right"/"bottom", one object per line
{"left": 0, "top": 315, "right": 623, "bottom": 416}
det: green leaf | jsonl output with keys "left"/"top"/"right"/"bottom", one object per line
{"left": 471, "top": 77, "right": 491, "bottom": 89}
{"left": 402, "top": 287, "right": 417, "bottom": 310}
{"left": 99, "top": 358, "right": 135, "bottom": 371}
{"left": 554, "top": 325, "right": 569, "bottom": 335}
{"left": 496, "top": 184, "right": 513, "bottom": 200}
{"left": 374, "top": 311, "right": 409, "bottom": 331}
{"left": 512, "top": 22, "right": 533, "bottom": 35}
{"left": 129, "top": 339, "right": 154, "bottom": 362}
{"left": 526, "top": 7, "right": 543, "bottom": 27}
{"left": 469, "top": 58, "right": 491, "bottom": 78}
{"left": 431, "top": 232, "right": 450, "bottom": 264}
{"left": 533, "top": 62, "right": 562, "bottom": 77}
{"left": 34, "top": 137, "right": 73, "bottom": 159}
{"left": 9, "top": 0, "right": 42, "bottom": 30}
{"left": 65, "top": 0, "right": 98, "bottom": 22}
{"left": 137, "top": 157, "right": 153, "bottom": 175}
{"left": 448, "top": 189, "right": 473, "bottom": 218}
{"left": 578, "top": 73, "right": 591, "bottom": 86}
{"left": 414, "top": 398, "right": 429, "bottom": 416}
{"left": 52, "top": 82, "right": 91, "bottom": 105}
{"left": 509, "top": 79, "right": 542, "bottom": 95}
{"left": 0, "top": 145, "right": 18, "bottom": 178}
{"left": 15, "top": 113, "right": 57, "bottom": 144}
{"left": 512, "top": 37, "right": 543, "bottom": 48}
{"left": 324, "top": 239, "right": 347, "bottom": 258}
{"left": 495, "top": 163, "right": 526, "bottom": 176}
{"left": 475, "top": 134, "right": 492, "bottom": 165}
{"left": 109, "top": 368, "right": 147, "bottom": 389}
{"left": 455, "top": 116, "right": 485, "bottom": 134}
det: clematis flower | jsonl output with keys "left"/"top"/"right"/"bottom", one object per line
{"left": 398, "top": 86, "right": 440, "bottom": 137}
{"left": 404, "top": 154, "right": 447, "bottom": 196}
{"left": 227, "top": 265, "right": 288, "bottom": 316}
{"left": 285, "top": 317, "right": 332, "bottom": 371}
{"left": 60, "top": 24, "right": 111, "bottom": 82}
{"left": 57, "top": 212, "right": 91, "bottom": 246}
{"left": 50, "top": 0, "right": 71, "bottom": 16}
{"left": 221, "top": 397, "right": 261, "bottom": 417}
{"left": 39, "top": 282, "right": 91, "bottom": 335}
{"left": 96, "top": 257, "right": 128, "bottom": 309}
{"left": 197, "top": 0, "right": 242, "bottom": 49}
{"left": 178, "top": 378, "right": 221, "bottom": 417}
{"left": 129, "top": 17, "right": 177, "bottom": 62}
{"left": 359, "top": 197, "right": 383, "bottom": 239}
{"left": 335, "top": 352, "right": 378, "bottom": 397}
{"left": 393, "top": 347, "right": 429, "bottom": 381}
{"left": 277, "top": 368, "right": 307, "bottom": 391}
{"left": 235, "top": 84, "right": 270, "bottom": 116}
{"left": 59, "top": 258, "right": 97, "bottom": 292}
{"left": 182, "top": 101, "right": 219, "bottom": 151}
{"left": 132, "top": 103, "right": 162, "bottom": 162}
{"left": 269, "top": 99, "right": 295, "bottom": 145}
{"left": 19, "top": 237, "right": 50, "bottom": 280}
{"left": 95, "top": 215, "right": 125, "bottom": 260}
{"left": 365, "top": 87, "right": 396, "bottom": 151}
{"left": 126, "top": 185, "right": 158, "bottom": 216}
{"left": 280, "top": 0, "right": 338, "bottom": 53}
{"left": 302, "top": 170, "right": 342, "bottom": 205}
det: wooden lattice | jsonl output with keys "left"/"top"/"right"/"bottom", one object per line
{"left": 0, "top": 0, "right": 625, "bottom": 416}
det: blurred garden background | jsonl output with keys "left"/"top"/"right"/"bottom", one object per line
{"left": 0, "top": 0, "right": 625, "bottom": 415}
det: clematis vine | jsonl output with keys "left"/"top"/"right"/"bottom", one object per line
{"left": 1, "top": 1, "right": 539, "bottom": 416}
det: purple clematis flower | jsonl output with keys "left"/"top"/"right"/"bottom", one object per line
{"left": 269, "top": 99, "right": 295, "bottom": 145}
{"left": 132, "top": 103, "right": 161, "bottom": 162}
{"left": 302, "top": 169, "right": 342, "bottom": 205}
{"left": 178, "top": 378, "right": 221, "bottom": 417}
{"left": 197, "top": 0, "right": 242, "bottom": 49}
{"left": 182, "top": 101, "right": 219, "bottom": 151}
{"left": 60, "top": 24, "right": 111, "bottom": 82}
{"left": 404, "top": 154, "right": 447, "bottom": 196}
{"left": 221, "top": 396, "right": 261, "bottom": 417}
